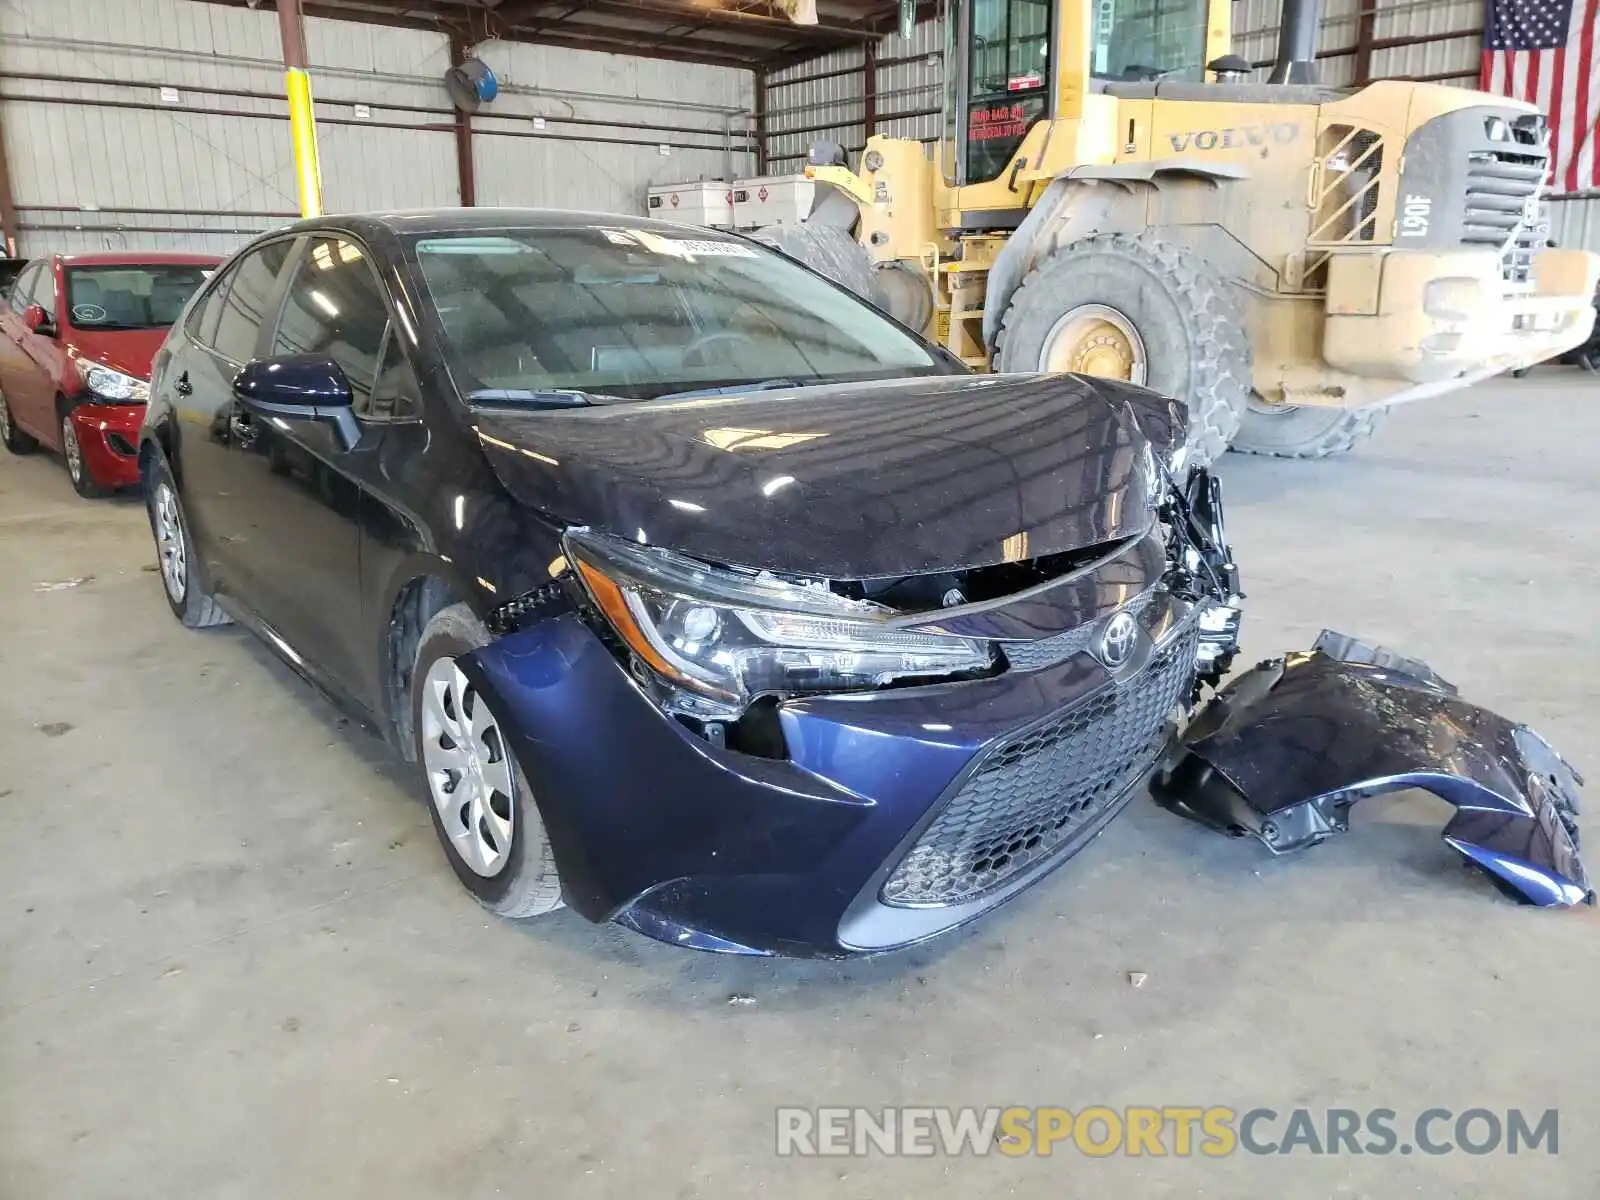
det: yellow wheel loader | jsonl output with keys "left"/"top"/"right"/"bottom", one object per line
{"left": 787, "top": 0, "right": 1600, "bottom": 463}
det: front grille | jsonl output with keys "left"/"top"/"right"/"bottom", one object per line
{"left": 1464, "top": 147, "right": 1550, "bottom": 284}
{"left": 881, "top": 621, "right": 1198, "bottom": 908}
{"left": 999, "top": 587, "right": 1156, "bottom": 672}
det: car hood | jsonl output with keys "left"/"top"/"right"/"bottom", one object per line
{"left": 472, "top": 373, "right": 1159, "bottom": 578}
{"left": 66, "top": 327, "right": 168, "bottom": 379}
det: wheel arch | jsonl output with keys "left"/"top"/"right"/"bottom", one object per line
{"left": 373, "top": 556, "right": 487, "bottom": 759}
{"left": 983, "top": 165, "right": 1248, "bottom": 351}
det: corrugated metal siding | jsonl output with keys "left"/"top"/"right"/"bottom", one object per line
{"left": 763, "top": 19, "right": 941, "bottom": 170}
{"left": 1548, "top": 198, "right": 1600, "bottom": 253}
{"left": 766, "top": 46, "right": 866, "bottom": 170}
{"left": 1236, "top": 0, "right": 1483, "bottom": 85}
{"left": 762, "top": 1, "right": 1492, "bottom": 171}
{"left": 1, "top": 0, "right": 755, "bottom": 254}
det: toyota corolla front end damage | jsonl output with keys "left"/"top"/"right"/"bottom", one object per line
{"left": 449, "top": 371, "right": 1586, "bottom": 958}
{"left": 452, "top": 374, "right": 1244, "bottom": 956}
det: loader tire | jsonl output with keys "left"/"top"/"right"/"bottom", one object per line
{"left": 1230, "top": 402, "right": 1386, "bottom": 459}
{"left": 994, "top": 233, "right": 1249, "bottom": 467}
{"left": 751, "top": 223, "right": 882, "bottom": 305}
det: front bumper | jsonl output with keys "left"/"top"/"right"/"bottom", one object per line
{"left": 459, "top": 586, "right": 1201, "bottom": 958}
{"left": 1155, "top": 632, "right": 1591, "bottom": 907}
{"left": 68, "top": 401, "right": 144, "bottom": 488}
{"left": 1323, "top": 247, "right": 1600, "bottom": 386}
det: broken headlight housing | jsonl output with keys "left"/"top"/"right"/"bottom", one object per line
{"left": 565, "top": 529, "right": 995, "bottom": 718}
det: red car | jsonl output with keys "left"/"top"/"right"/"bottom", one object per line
{"left": 0, "top": 252, "right": 219, "bottom": 496}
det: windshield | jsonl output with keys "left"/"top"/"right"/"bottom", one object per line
{"left": 410, "top": 228, "right": 949, "bottom": 402}
{"left": 1090, "top": 0, "right": 1210, "bottom": 81}
{"left": 65, "top": 265, "right": 213, "bottom": 331}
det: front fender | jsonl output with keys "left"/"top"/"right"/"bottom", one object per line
{"left": 1154, "top": 632, "right": 1591, "bottom": 907}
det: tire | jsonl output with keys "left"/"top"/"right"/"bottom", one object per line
{"left": 751, "top": 223, "right": 883, "bottom": 306}
{"left": 411, "top": 602, "right": 563, "bottom": 919}
{"left": 0, "top": 389, "right": 37, "bottom": 454}
{"left": 1230, "top": 401, "right": 1387, "bottom": 459}
{"left": 143, "top": 456, "right": 232, "bottom": 628}
{"left": 60, "top": 408, "right": 105, "bottom": 499}
{"left": 994, "top": 233, "right": 1251, "bottom": 468}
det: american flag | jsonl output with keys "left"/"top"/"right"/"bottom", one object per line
{"left": 1480, "top": 0, "right": 1600, "bottom": 194}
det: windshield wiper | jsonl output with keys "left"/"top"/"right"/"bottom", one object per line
{"left": 467, "top": 388, "right": 596, "bottom": 408}
{"left": 653, "top": 378, "right": 808, "bottom": 401}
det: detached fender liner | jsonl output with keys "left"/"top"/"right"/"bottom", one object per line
{"left": 1154, "top": 632, "right": 1592, "bottom": 907}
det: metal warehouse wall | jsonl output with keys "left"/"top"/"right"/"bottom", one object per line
{"left": 762, "top": 0, "right": 1490, "bottom": 172}
{"left": 1, "top": 0, "right": 757, "bottom": 256}
{"left": 469, "top": 40, "right": 755, "bottom": 212}
{"left": 764, "top": 19, "right": 942, "bottom": 172}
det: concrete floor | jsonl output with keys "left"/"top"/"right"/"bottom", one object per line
{"left": 2, "top": 373, "right": 1598, "bottom": 1198}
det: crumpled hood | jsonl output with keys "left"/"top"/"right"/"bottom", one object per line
{"left": 472, "top": 373, "right": 1162, "bottom": 578}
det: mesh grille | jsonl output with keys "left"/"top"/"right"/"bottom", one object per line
{"left": 881, "top": 622, "right": 1198, "bottom": 908}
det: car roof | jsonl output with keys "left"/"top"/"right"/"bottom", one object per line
{"left": 55, "top": 252, "right": 223, "bottom": 267}
{"left": 276, "top": 207, "right": 736, "bottom": 242}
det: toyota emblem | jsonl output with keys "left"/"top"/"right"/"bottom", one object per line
{"left": 1097, "top": 610, "right": 1138, "bottom": 669}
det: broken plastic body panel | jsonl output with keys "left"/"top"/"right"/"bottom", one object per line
{"left": 1154, "top": 631, "right": 1592, "bottom": 907}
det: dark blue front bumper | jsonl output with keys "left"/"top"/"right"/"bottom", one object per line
{"left": 460, "top": 591, "right": 1197, "bottom": 957}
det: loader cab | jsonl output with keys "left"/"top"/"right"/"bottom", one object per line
{"left": 948, "top": 0, "right": 1220, "bottom": 188}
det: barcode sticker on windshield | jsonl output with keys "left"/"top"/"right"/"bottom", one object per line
{"left": 670, "top": 239, "right": 757, "bottom": 257}
{"left": 632, "top": 230, "right": 757, "bottom": 259}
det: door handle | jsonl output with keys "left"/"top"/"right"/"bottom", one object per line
{"left": 174, "top": 372, "right": 192, "bottom": 396}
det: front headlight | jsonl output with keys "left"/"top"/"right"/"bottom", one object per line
{"left": 565, "top": 529, "right": 995, "bottom": 717}
{"left": 77, "top": 360, "right": 149, "bottom": 402}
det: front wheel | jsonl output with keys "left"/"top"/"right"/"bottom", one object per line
{"left": 994, "top": 233, "right": 1251, "bottom": 468}
{"left": 412, "top": 603, "right": 564, "bottom": 919}
{"left": 61, "top": 411, "right": 105, "bottom": 498}
{"left": 1230, "top": 400, "right": 1386, "bottom": 459}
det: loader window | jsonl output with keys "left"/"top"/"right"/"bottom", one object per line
{"left": 963, "top": 0, "right": 1051, "bottom": 184}
{"left": 1089, "top": 0, "right": 1209, "bottom": 81}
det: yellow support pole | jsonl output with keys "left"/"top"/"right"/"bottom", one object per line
{"left": 284, "top": 67, "right": 324, "bottom": 218}
{"left": 277, "top": 0, "right": 322, "bottom": 219}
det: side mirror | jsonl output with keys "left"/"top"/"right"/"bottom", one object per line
{"left": 23, "top": 304, "right": 52, "bottom": 335}
{"left": 232, "top": 354, "right": 360, "bottom": 449}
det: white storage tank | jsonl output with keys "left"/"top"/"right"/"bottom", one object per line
{"left": 645, "top": 182, "right": 734, "bottom": 229}
{"left": 732, "top": 175, "right": 817, "bottom": 229}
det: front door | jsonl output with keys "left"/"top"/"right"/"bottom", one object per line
{"left": 960, "top": 0, "right": 1053, "bottom": 186}
{"left": 164, "top": 237, "right": 299, "bottom": 595}
{"left": 0, "top": 262, "right": 61, "bottom": 443}
{"left": 221, "top": 234, "right": 397, "bottom": 706}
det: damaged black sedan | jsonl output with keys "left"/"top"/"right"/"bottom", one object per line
{"left": 137, "top": 209, "right": 1581, "bottom": 959}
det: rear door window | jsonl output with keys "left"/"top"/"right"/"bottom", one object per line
{"left": 212, "top": 239, "right": 296, "bottom": 364}
{"left": 186, "top": 267, "right": 232, "bottom": 347}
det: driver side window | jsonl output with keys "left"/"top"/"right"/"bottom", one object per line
{"left": 8, "top": 263, "right": 40, "bottom": 312}
{"left": 26, "top": 263, "right": 58, "bottom": 317}
{"left": 272, "top": 236, "right": 390, "bottom": 410}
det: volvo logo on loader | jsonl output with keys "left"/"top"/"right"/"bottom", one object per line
{"left": 1168, "top": 122, "right": 1300, "bottom": 154}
